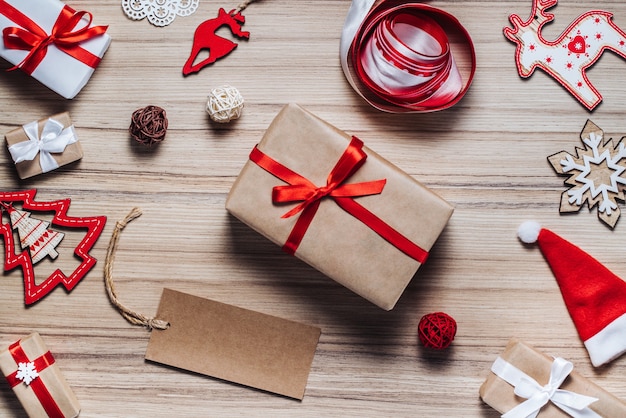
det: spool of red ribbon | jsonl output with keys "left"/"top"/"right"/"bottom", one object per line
{"left": 341, "top": 1, "right": 476, "bottom": 113}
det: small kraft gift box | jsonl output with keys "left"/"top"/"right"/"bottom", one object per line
{"left": 0, "top": 332, "right": 80, "bottom": 418}
{"left": 0, "top": 0, "right": 111, "bottom": 99}
{"left": 479, "top": 338, "right": 626, "bottom": 417}
{"left": 226, "top": 103, "right": 454, "bottom": 310}
{"left": 5, "top": 112, "right": 83, "bottom": 179}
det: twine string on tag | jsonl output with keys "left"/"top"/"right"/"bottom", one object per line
{"left": 234, "top": 0, "right": 257, "bottom": 14}
{"left": 104, "top": 207, "right": 169, "bottom": 330}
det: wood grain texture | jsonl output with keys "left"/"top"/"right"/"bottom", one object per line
{"left": 2, "top": 0, "right": 626, "bottom": 416}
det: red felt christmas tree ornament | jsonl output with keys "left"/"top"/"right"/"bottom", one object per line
{"left": 518, "top": 221, "right": 626, "bottom": 367}
{"left": 0, "top": 190, "right": 106, "bottom": 304}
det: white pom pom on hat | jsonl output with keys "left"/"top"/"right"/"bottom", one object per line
{"left": 518, "top": 221, "right": 626, "bottom": 367}
{"left": 517, "top": 221, "right": 541, "bottom": 244}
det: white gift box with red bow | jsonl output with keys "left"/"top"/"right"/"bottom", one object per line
{"left": 0, "top": 0, "right": 111, "bottom": 99}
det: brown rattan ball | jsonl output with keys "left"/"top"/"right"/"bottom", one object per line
{"left": 129, "top": 105, "right": 168, "bottom": 146}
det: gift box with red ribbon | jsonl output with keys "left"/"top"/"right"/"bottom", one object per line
{"left": 5, "top": 112, "right": 83, "bottom": 179}
{"left": 479, "top": 339, "right": 626, "bottom": 417}
{"left": 0, "top": 332, "right": 80, "bottom": 418}
{"left": 226, "top": 103, "right": 453, "bottom": 310}
{"left": 0, "top": 0, "right": 111, "bottom": 99}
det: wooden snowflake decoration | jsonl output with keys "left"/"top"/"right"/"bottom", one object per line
{"left": 548, "top": 120, "right": 626, "bottom": 228}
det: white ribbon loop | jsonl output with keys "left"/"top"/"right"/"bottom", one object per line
{"left": 490, "top": 356, "right": 600, "bottom": 418}
{"left": 9, "top": 118, "right": 78, "bottom": 173}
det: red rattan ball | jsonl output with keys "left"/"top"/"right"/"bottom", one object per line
{"left": 129, "top": 105, "right": 168, "bottom": 146}
{"left": 418, "top": 312, "right": 457, "bottom": 349}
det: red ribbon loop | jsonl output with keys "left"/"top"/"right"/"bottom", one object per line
{"left": 249, "top": 136, "right": 429, "bottom": 263}
{"left": 341, "top": 1, "right": 476, "bottom": 113}
{"left": 5, "top": 340, "right": 64, "bottom": 418}
{"left": 1, "top": 1, "right": 108, "bottom": 74}
{"left": 270, "top": 137, "right": 386, "bottom": 219}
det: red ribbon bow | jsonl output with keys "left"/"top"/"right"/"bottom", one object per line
{"left": 250, "top": 136, "right": 429, "bottom": 263}
{"left": 1, "top": 0, "right": 108, "bottom": 74}
{"left": 5, "top": 340, "right": 64, "bottom": 418}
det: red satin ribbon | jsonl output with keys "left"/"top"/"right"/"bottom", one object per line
{"left": 357, "top": 10, "right": 454, "bottom": 105}
{"left": 345, "top": 2, "right": 476, "bottom": 113}
{"left": 1, "top": 0, "right": 108, "bottom": 74}
{"left": 249, "top": 136, "right": 429, "bottom": 263}
{"left": 5, "top": 340, "right": 64, "bottom": 418}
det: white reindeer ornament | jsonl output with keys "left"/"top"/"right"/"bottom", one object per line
{"left": 504, "top": 0, "right": 626, "bottom": 110}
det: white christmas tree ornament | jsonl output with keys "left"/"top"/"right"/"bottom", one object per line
{"left": 3, "top": 204, "right": 65, "bottom": 264}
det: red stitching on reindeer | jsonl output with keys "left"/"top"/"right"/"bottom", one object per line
{"left": 504, "top": 0, "right": 626, "bottom": 110}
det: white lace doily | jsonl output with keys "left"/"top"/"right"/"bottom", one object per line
{"left": 122, "top": 0, "right": 199, "bottom": 27}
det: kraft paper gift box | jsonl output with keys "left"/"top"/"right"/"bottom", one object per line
{"left": 479, "top": 338, "right": 626, "bottom": 417}
{"left": 0, "top": 332, "right": 80, "bottom": 418}
{"left": 5, "top": 112, "right": 83, "bottom": 179}
{"left": 0, "top": 0, "right": 111, "bottom": 99}
{"left": 226, "top": 103, "right": 454, "bottom": 310}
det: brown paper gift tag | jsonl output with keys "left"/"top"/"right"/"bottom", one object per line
{"left": 145, "top": 288, "right": 321, "bottom": 400}
{"left": 226, "top": 103, "right": 454, "bottom": 310}
{"left": 479, "top": 338, "right": 626, "bottom": 417}
{"left": 0, "top": 332, "right": 80, "bottom": 418}
{"left": 5, "top": 112, "right": 83, "bottom": 179}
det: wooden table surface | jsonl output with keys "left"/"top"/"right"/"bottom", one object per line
{"left": 2, "top": 0, "right": 626, "bottom": 416}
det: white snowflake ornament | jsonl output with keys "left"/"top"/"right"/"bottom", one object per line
{"left": 15, "top": 361, "right": 39, "bottom": 385}
{"left": 548, "top": 120, "right": 626, "bottom": 228}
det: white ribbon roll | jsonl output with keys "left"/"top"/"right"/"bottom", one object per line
{"left": 491, "top": 356, "right": 600, "bottom": 418}
{"left": 8, "top": 118, "right": 78, "bottom": 173}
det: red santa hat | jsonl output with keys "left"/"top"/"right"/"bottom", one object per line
{"left": 518, "top": 221, "right": 626, "bottom": 367}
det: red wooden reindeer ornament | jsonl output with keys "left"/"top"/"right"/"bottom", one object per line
{"left": 504, "top": 0, "right": 626, "bottom": 110}
{"left": 182, "top": 8, "right": 250, "bottom": 76}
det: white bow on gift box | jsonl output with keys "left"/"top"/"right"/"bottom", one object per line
{"left": 8, "top": 118, "right": 78, "bottom": 173}
{"left": 491, "top": 356, "right": 600, "bottom": 418}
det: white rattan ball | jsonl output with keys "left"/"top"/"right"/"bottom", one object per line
{"left": 206, "top": 85, "right": 244, "bottom": 123}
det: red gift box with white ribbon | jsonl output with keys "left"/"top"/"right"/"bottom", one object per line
{"left": 0, "top": 0, "right": 111, "bottom": 99}
{"left": 0, "top": 332, "right": 80, "bottom": 418}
